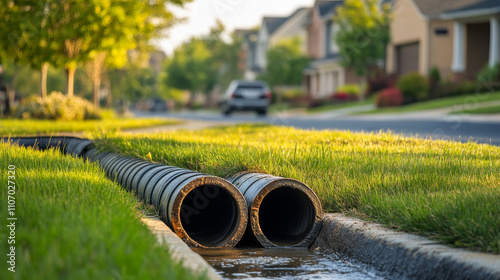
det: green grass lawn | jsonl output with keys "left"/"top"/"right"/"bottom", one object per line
{"left": 452, "top": 104, "right": 500, "bottom": 114}
{"left": 0, "top": 143, "right": 204, "bottom": 280}
{"left": 307, "top": 96, "right": 375, "bottom": 113}
{"left": 0, "top": 110, "right": 179, "bottom": 136}
{"left": 360, "top": 91, "right": 500, "bottom": 114}
{"left": 96, "top": 125, "right": 500, "bottom": 253}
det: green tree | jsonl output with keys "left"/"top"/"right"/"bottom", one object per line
{"left": 164, "top": 38, "right": 213, "bottom": 106}
{"left": 82, "top": 0, "right": 185, "bottom": 107}
{"left": 44, "top": 0, "right": 183, "bottom": 98}
{"left": 261, "top": 37, "right": 310, "bottom": 87}
{"left": 334, "top": 0, "right": 391, "bottom": 99}
{"left": 163, "top": 22, "right": 243, "bottom": 107}
{"left": 0, "top": 1, "right": 52, "bottom": 98}
{"left": 1, "top": 0, "right": 189, "bottom": 103}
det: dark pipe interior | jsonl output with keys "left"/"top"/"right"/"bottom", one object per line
{"left": 180, "top": 185, "right": 238, "bottom": 247}
{"left": 258, "top": 187, "right": 315, "bottom": 246}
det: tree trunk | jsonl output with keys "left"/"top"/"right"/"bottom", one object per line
{"left": 4, "top": 66, "right": 20, "bottom": 116}
{"left": 86, "top": 52, "right": 106, "bottom": 108}
{"left": 104, "top": 77, "right": 112, "bottom": 108}
{"left": 4, "top": 87, "right": 14, "bottom": 116}
{"left": 188, "top": 91, "right": 196, "bottom": 108}
{"left": 65, "top": 67, "right": 76, "bottom": 97}
{"left": 93, "top": 75, "right": 101, "bottom": 107}
{"left": 359, "top": 75, "right": 367, "bottom": 101}
{"left": 40, "top": 63, "right": 49, "bottom": 99}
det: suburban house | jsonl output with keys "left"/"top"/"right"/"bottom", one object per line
{"left": 235, "top": 29, "right": 260, "bottom": 80}
{"left": 386, "top": 0, "right": 500, "bottom": 81}
{"left": 254, "top": 7, "right": 311, "bottom": 74}
{"left": 303, "top": 0, "right": 360, "bottom": 100}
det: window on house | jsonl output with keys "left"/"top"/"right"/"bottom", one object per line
{"left": 330, "top": 22, "right": 339, "bottom": 53}
{"left": 435, "top": 28, "right": 448, "bottom": 35}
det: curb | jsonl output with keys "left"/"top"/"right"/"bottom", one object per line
{"left": 142, "top": 217, "right": 221, "bottom": 280}
{"left": 311, "top": 213, "right": 500, "bottom": 280}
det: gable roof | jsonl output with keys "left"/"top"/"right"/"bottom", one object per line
{"left": 263, "top": 17, "right": 288, "bottom": 35}
{"left": 411, "top": 0, "right": 485, "bottom": 17}
{"left": 288, "top": 7, "right": 310, "bottom": 19}
{"left": 262, "top": 7, "right": 311, "bottom": 36}
{"left": 318, "top": 0, "right": 343, "bottom": 18}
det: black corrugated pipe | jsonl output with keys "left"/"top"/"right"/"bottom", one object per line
{"left": 4, "top": 137, "right": 249, "bottom": 248}
{"left": 226, "top": 173, "right": 324, "bottom": 248}
{"left": 3, "top": 136, "right": 95, "bottom": 156}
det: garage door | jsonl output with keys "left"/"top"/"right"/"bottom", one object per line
{"left": 396, "top": 42, "right": 419, "bottom": 75}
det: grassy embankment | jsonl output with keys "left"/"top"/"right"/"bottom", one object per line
{"left": 0, "top": 143, "right": 204, "bottom": 279}
{"left": 96, "top": 124, "right": 500, "bottom": 253}
{"left": 360, "top": 91, "right": 500, "bottom": 114}
{"left": 452, "top": 105, "right": 500, "bottom": 115}
{"left": 0, "top": 110, "right": 179, "bottom": 136}
{"left": 307, "top": 96, "right": 375, "bottom": 113}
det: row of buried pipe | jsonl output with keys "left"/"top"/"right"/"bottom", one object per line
{"left": 5, "top": 137, "right": 324, "bottom": 248}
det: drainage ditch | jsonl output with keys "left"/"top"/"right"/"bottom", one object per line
{"left": 195, "top": 247, "right": 385, "bottom": 279}
{"left": 6, "top": 136, "right": 389, "bottom": 279}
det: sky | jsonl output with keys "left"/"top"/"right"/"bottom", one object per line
{"left": 156, "top": 0, "right": 314, "bottom": 56}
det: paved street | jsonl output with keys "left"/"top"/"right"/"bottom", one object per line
{"left": 133, "top": 110, "right": 500, "bottom": 146}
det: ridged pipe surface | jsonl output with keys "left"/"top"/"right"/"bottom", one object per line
{"left": 85, "top": 148, "right": 248, "bottom": 248}
{"left": 227, "top": 172, "right": 324, "bottom": 248}
{"left": 3, "top": 137, "right": 249, "bottom": 248}
{"left": 95, "top": 154, "right": 248, "bottom": 248}
{"left": 4, "top": 137, "right": 327, "bottom": 249}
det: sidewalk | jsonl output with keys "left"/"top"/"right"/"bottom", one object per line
{"left": 299, "top": 100, "right": 500, "bottom": 124}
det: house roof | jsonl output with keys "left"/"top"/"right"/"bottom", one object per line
{"left": 318, "top": 0, "right": 343, "bottom": 18}
{"left": 411, "top": 0, "right": 486, "bottom": 17}
{"left": 442, "top": 0, "right": 500, "bottom": 17}
{"left": 289, "top": 7, "right": 310, "bottom": 19}
{"left": 262, "top": 7, "right": 310, "bottom": 35}
{"left": 263, "top": 17, "right": 288, "bottom": 35}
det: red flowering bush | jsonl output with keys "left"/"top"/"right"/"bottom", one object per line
{"left": 332, "top": 92, "right": 350, "bottom": 100}
{"left": 376, "top": 88, "right": 403, "bottom": 108}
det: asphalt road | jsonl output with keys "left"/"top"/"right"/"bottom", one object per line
{"left": 134, "top": 110, "right": 500, "bottom": 146}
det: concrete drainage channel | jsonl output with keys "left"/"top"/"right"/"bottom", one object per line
{"left": 5, "top": 137, "right": 500, "bottom": 280}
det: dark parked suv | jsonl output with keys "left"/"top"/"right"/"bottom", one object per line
{"left": 221, "top": 80, "right": 271, "bottom": 116}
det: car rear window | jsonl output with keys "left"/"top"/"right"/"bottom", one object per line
{"left": 237, "top": 85, "right": 264, "bottom": 90}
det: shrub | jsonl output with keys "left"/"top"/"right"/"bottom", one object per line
{"left": 368, "top": 72, "right": 398, "bottom": 95}
{"left": 277, "top": 87, "right": 304, "bottom": 101}
{"left": 428, "top": 67, "right": 441, "bottom": 98}
{"left": 477, "top": 64, "right": 499, "bottom": 84}
{"left": 397, "top": 72, "right": 429, "bottom": 102}
{"left": 429, "top": 67, "right": 441, "bottom": 85}
{"left": 376, "top": 88, "right": 403, "bottom": 108}
{"left": 16, "top": 92, "right": 101, "bottom": 120}
{"left": 332, "top": 92, "right": 351, "bottom": 100}
{"left": 337, "top": 84, "right": 360, "bottom": 96}
{"left": 438, "top": 80, "right": 480, "bottom": 97}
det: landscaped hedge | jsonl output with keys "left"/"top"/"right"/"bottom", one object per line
{"left": 16, "top": 92, "right": 101, "bottom": 121}
{"left": 397, "top": 72, "right": 429, "bottom": 103}
{"left": 376, "top": 88, "right": 403, "bottom": 108}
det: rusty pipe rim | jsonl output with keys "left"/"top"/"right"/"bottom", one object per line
{"left": 168, "top": 176, "right": 248, "bottom": 249}
{"left": 250, "top": 178, "right": 323, "bottom": 248}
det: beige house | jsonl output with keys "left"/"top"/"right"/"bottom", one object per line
{"left": 386, "top": 0, "right": 500, "bottom": 80}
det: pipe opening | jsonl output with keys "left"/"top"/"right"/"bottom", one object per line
{"left": 180, "top": 185, "right": 239, "bottom": 247}
{"left": 258, "top": 187, "right": 315, "bottom": 246}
